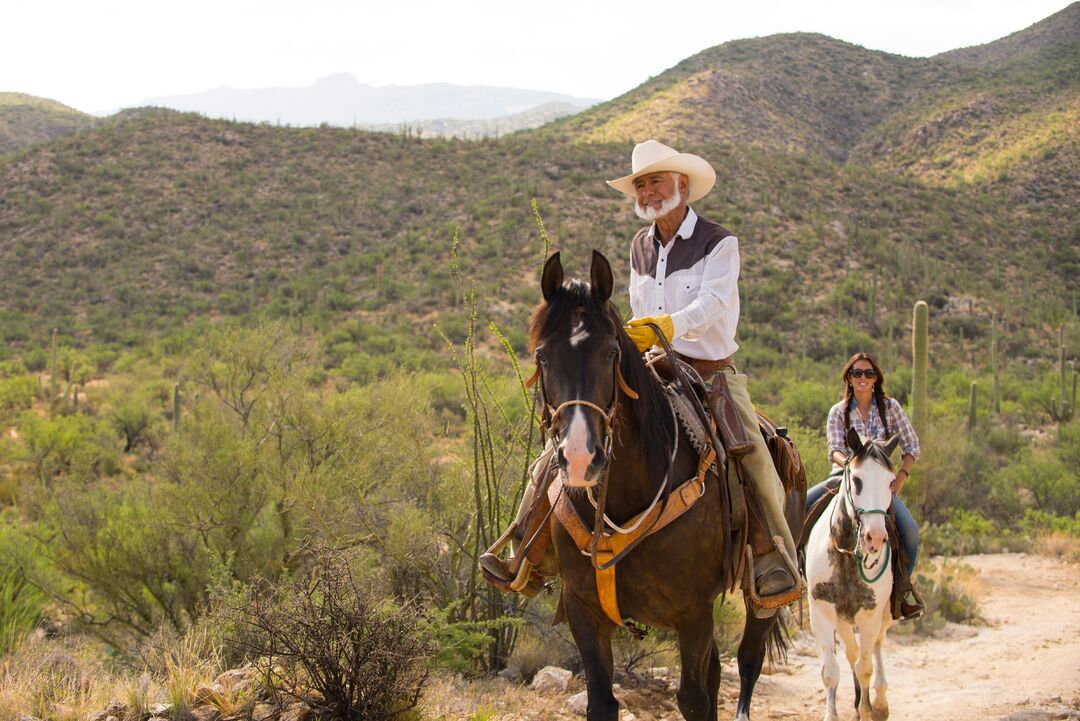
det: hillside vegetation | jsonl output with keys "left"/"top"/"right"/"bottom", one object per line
{"left": 0, "top": 93, "right": 97, "bottom": 155}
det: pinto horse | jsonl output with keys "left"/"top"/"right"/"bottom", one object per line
{"left": 532, "top": 251, "right": 797, "bottom": 721}
{"left": 806, "top": 429, "right": 900, "bottom": 721}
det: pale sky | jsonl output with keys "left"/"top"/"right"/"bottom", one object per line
{"left": 2, "top": 0, "right": 1073, "bottom": 114}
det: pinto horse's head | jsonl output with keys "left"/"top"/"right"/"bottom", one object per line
{"left": 845, "top": 428, "right": 900, "bottom": 557}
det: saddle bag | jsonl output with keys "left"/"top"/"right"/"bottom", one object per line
{"left": 708, "top": 370, "right": 756, "bottom": 457}
{"left": 757, "top": 410, "right": 807, "bottom": 497}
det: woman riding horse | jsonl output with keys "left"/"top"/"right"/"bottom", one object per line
{"left": 806, "top": 351, "right": 923, "bottom": 619}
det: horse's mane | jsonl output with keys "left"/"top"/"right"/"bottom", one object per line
{"left": 529, "top": 280, "right": 676, "bottom": 483}
{"left": 852, "top": 437, "right": 896, "bottom": 472}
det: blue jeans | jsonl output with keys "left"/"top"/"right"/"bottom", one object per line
{"left": 806, "top": 476, "right": 920, "bottom": 576}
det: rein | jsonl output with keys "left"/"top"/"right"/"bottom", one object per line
{"left": 830, "top": 462, "right": 891, "bottom": 584}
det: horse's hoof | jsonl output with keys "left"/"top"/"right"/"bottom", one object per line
{"left": 871, "top": 703, "right": 889, "bottom": 721}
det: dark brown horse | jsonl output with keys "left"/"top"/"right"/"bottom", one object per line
{"left": 532, "top": 251, "right": 798, "bottom": 721}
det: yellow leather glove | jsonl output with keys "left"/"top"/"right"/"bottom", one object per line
{"left": 624, "top": 315, "right": 674, "bottom": 353}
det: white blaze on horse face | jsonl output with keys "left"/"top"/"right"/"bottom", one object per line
{"left": 560, "top": 407, "right": 595, "bottom": 486}
{"left": 851, "top": 459, "right": 893, "bottom": 555}
{"left": 569, "top": 317, "right": 589, "bottom": 347}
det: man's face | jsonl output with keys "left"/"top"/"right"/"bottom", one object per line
{"left": 633, "top": 172, "right": 688, "bottom": 222}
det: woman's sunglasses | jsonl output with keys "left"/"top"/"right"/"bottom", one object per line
{"left": 850, "top": 369, "right": 878, "bottom": 379}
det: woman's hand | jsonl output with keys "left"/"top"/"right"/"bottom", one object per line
{"left": 892, "top": 468, "right": 909, "bottom": 494}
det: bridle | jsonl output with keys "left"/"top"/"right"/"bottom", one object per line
{"left": 526, "top": 311, "right": 639, "bottom": 487}
{"left": 831, "top": 460, "right": 892, "bottom": 584}
{"left": 525, "top": 308, "right": 683, "bottom": 572}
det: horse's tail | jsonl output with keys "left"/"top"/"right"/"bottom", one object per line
{"left": 765, "top": 609, "right": 792, "bottom": 668}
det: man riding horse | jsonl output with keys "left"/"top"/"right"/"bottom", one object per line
{"left": 481, "top": 139, "right": 802, "bottom": 614}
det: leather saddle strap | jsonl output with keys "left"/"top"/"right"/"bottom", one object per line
{"left": 547, "top": 448, "right": 713, "bottom": 626}
{"left": 647, "top": 324, "right": 732, "bottom": 578}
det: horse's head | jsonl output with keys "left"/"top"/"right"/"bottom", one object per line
{"left": 530, "top": 251, "right": 641, "bottom": 488}
{"left": 844, "top": 428, "right": 900, "bottom": 557}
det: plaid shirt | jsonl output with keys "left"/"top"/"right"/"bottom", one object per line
{"left": 827, "top": 396, "right": 920, "bottom": 466}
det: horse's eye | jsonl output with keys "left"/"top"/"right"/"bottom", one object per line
{"left": 536, "top": 350, "right": 548, "bottom": 366}
{"left": 607, "top": 347, "right": 619, "bottom": 361}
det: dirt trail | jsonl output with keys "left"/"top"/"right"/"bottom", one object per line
{"left": 426, "top": 553, "right": 1080, "bottom": 720}
{"left": 748, "top": 553, "right": 1080, "bottom": 721}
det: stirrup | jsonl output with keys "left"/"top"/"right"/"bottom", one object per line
{"left": 744, "top": 539, "right": 804, "bottom": 610}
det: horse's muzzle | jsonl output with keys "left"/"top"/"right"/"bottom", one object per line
{"left": 557, "top": 445, "right": 609, "bottom": 488}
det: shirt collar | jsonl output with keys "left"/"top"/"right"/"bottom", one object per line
{"left": 848, "top": 396, "right": 881, "bottom": 422}
{"left": 649, "top": 206, "right": 698, "bottom": 245}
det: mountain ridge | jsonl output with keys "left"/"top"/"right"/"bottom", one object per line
{"left": 139, "top": 73, "right": 600, "bottom": 127}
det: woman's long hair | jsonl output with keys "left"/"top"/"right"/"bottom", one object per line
{"left": 840, "top": 352, "right": 890, "bottom": 438}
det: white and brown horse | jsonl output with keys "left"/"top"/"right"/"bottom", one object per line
{"left": 806, "top": 429, "right": 900, "bottom": 721}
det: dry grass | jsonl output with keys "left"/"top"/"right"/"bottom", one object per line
{"left": 1031, "top": 531, "right": 1080, "bottom": 564}
{"left": 0, "top": 626, "right": 244, "bottom": 721}
{"left": 0, "top": 634, "right": 128, "bottom": 721}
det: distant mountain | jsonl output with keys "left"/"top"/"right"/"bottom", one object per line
{"left": 141, "top": 73, "right": 599, "bottom": 127}
{"left": 366, "top": 102, "right": 585, "bottom": 139}
{"left": 0, "top": 93, "right": 97, "bottom": 155}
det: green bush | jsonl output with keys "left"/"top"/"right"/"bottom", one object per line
{"left": 0, "top": 376, "right": 36, "bottom": 411}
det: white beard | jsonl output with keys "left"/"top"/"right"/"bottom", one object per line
{"left": 634, "top": 181, "right": 684, "bottom": 222}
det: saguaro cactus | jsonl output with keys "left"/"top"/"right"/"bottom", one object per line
{"left": 1049, "top": 327, "right": 1076, "bottom": 422}
{"left": 968, "top": 382, "right": 977, "bottom": 430}
{"left": 173, "top": 383, "right": 182, "bottom": 433}
{"left": 49, "top": 328, "right": 59, "bottom": 407}
{"left": 912, "top": 301, "right": 929, "bottom": 439}
{"left": 991, "top": 312, "right": 1000, "bottom": 414}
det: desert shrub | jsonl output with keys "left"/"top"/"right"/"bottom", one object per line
{"left": 774, "top": 378, "right": 832, "bottom": 430}
{"left": 226, "top": 548, "right": 434, "bottom": 721}
{"left": 17, "top": 412, "right": 120, "bottom": 484}
{"left": 0, "top": 376, "right": 36, "bottom": 412}
{"left": 989, "top": 448, "right": 1076, "bottom": 518}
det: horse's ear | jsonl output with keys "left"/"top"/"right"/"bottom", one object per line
{"left": 846, "top": 428, "right": 864, "bottom": 459}
{"left": 542, "top": 252, "right": 563, "bottom": 301}
{"left": 883, "top": 433, "right": 900, "bottom": 457}
{"left": 590, "top": 250, "right": 613, "bottom": 303}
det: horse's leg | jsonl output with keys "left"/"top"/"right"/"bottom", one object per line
{"left": 734, "top": 607, "right": 777, "bottom": 721}
{"left": 870, "top": 618, "right": 890, "bottom": 721}
{"left": 852, "top": 619, "right": 880, "bottom": 721}
{"left": 810, "top": 605, "right": 841, "bottom": 721}
{"left": 706, "top": 638, "right": 721, "bottom": 721}
{"left": 674, "top": 607, "right": 716, "bottom": 721}
{"left": 564, "top": 593, "right": 618, "bottom": 721}
{"left": 836, "top": 622, "right": 861, "bottom": 712}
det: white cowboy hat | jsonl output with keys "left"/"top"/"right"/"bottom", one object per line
{"left": 607, "top": 139, "right": 716, "bottom": 203}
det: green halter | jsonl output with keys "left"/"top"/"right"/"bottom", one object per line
{"left": 841, "top": 463, "right": 892, "bottom": 584}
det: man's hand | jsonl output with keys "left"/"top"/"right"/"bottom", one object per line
{"left": 624, "top": 315, "right": 674, "bottom": 353}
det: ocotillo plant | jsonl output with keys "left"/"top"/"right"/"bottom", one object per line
{"left": 912, "top": 301, "right": 929, "bottom": 440}
{"left": 968, "top": 382, "right": 977, "bottom": 430}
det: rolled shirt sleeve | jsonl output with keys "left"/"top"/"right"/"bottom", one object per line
{"left": 826, "top": 401, "right": 847, "bottom": 461}
{"left": 888, "top": 398, "right": 921, "bottom": 461}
